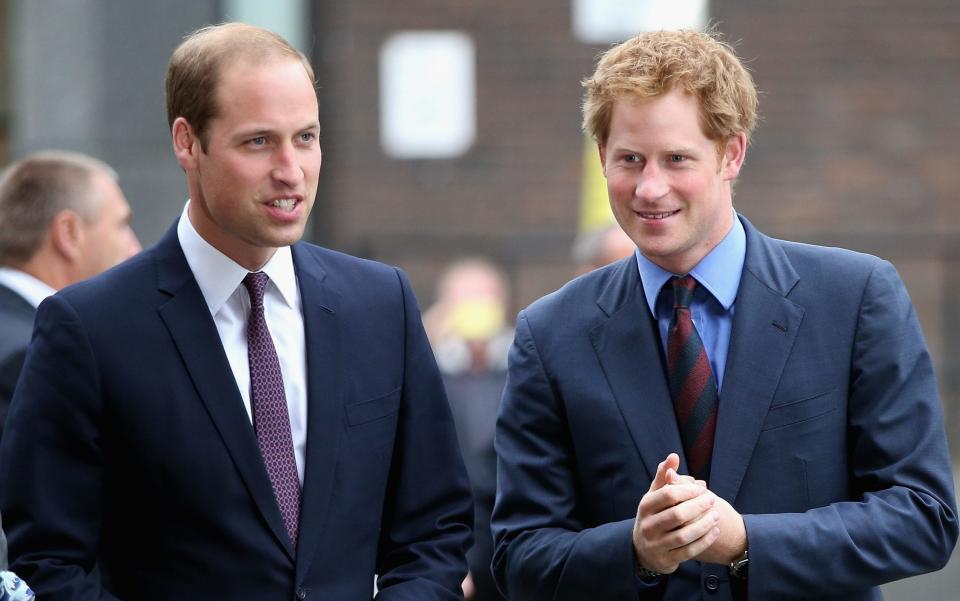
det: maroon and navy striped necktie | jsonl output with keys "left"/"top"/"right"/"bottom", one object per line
{"left": 666, "top": 275, "right": 719, "bottom": 482}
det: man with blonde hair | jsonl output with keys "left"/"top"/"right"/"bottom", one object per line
{"left": 0, "top": 23, "right": 472, "bottom": 599}
{"left": 492, "top": 29, "right": 956, "bottom": 600}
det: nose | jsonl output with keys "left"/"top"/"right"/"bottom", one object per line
{"left": 271, "top": 142, "right": 305, "bottom": 187}
{"left": 634, "top": 163, "right": 669, "bottom": 202}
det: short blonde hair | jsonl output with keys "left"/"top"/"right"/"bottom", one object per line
{"left": 582, "top": 29, "right": 758, "bottom": 154}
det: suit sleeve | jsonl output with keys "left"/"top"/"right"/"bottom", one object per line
{"left": 744, "top": 260, "right": 959, "bottom": 598}
{"left": 491, "top": 311, "right": 663, "bottom": 601}
{"left": 374, "top": 269, "right": 474, "bottom": 600}
{"left": 0, "top": 295, "right": 123, "bottom": 601}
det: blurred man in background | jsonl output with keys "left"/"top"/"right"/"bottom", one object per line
{"left": 572, "top": 222, "right": 636, "bottom": 275}
{"left": 0, "top": 150, "right": 134, "bottom": 601}
{"left": 425, "top": 258, "right": 511, "bottom": 601}
{"left": 0, "top": 150, "right": 140, "bottom": 439}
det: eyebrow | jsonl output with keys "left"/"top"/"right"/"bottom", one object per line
{"left": 234, "top": 122, "right": 321, "bottom": 140}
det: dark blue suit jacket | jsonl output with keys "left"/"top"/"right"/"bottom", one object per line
{"left": 0, "top": 225, "right": 473, "bottom": 600}
{"left": 492, "top": 216, "right": 957, "bottom": 600}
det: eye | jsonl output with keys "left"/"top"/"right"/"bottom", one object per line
{"left": 299, "top": 132, "right": 317, "bottom": 143}
{"left": 668, "top": 154, "right": 686, "bottom": 163}
{"left": 624, "top": 153, "right": 641, "bottom": 163}
{"left": 248, "top": 136, "right": 267, "bottom": 146}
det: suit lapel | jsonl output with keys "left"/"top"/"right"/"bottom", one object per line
{"left": 153, "top": 226, "right": 295, "bottom": 561}
{"left": 290, "top": 244, "right": 343, "bottom": 580}
{"left": 709, "top": 217, "right": 804, "bottom": 503}
{"left": 589, "top": 259, "right": 686, "bottom": 482}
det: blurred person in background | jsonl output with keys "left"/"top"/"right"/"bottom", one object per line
{"left": 0, "top": 150, "right": 134, "bottom": 601}
{"left": 424, "top": 258, "right": 511, "bottom": 601}
{"left": 0, "top": 150, "right": 140, "bottom": 440}
{"left": 491, "top": 29, "right": 957, "bottom": 600}
{"left": 0, "top": 23, "right": 472, "bottom": 600}
{"left": 572, "top": 221, "right": 637, "bottom": 275}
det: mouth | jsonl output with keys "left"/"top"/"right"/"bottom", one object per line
{"left": 267, "top": 197, "right": 300, "bottom": 213}
{"left": 636, "top": 209, "right": 680, "bottom": 220}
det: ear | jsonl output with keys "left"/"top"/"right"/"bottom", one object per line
{"left": 720, "top": 131, "right": 747, "bottom": 181}
{"left": 598, "top": 143, "right": 608, "bottom": 174}
{"left": 172, "top": 117, "right": 202, "bottom": 170}
{"left": 49, "top": 209, "right": 85, "bottom": 263}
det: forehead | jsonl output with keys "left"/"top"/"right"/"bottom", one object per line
{"left": 88, "top": 172, "right": 128, "bottom": 216}
{"left": 610, "top": 90, "right": 704, "bottom": 136}
{"left": 212, "top": 56, "right": 318, "bottom": 124}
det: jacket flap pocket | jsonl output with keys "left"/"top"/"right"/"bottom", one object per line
{"left": 762, "top": 388, "right": 838, "bottom": 431}
{"left": 346, "top": 387, "right": 401, "bottom": 426}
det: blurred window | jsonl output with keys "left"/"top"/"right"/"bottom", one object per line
{"left": 379, "top": 31, "right": 476, "bottom": 159}
{"left": 572, "top": 0, "right": 709, "bottom": 44}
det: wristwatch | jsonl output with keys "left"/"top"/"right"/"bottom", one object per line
{"left": 636, "top": 563, "right": 662, "bottom": 582}
{"left": 729, "top": 550, "right": 749, "bottom": 580}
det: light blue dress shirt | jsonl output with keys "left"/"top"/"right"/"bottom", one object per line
{"left": 635, "top": 213, "right": 746, "bottom": 392}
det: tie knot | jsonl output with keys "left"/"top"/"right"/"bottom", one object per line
{"left": 670, "top": 275, "right": 698, "bottom": 309}
{"left": 243, "top": 271, "right": 270, "bottom": 308}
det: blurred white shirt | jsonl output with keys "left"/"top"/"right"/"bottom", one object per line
{"left": 0, "top": 268, "right": 55, "bottom": 308}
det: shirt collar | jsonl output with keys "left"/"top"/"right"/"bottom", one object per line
{"left": 636, "top": 211, "right": 746, "bottom": 316}
{"left": 0, "top": 267, "right": 56, "bottom": 308}
{"left": 176, "top": 201, "right": 299, "bottom": 316}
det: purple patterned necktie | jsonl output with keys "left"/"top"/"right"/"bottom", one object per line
{"left": 243, "top": 271, "right": 301, "bottom": 548}
{"left": 667, "top": 276, "right": 719, "bottom": 482}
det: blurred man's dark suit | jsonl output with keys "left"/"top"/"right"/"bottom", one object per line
{"left": 0, "top": 225, "right": 473, "bottom": 600}
{"left": 445, "top": 368, "right": 506, "bottom": 601}
{"left": 0, "top": 282, "right": 34, "bottom": 573}
{"left": 0, "top": 283, "right": 34, "bottom": 441}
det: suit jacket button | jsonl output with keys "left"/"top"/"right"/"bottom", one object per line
{"left": 704, "top": 574, "right": 720, "bottom": 591}
{"left": 295, "top": 587, "right": 307, "bottom": 600}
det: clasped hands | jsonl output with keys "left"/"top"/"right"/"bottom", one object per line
{"left": 632, "top": 453, "right": 746, "bottom": 575}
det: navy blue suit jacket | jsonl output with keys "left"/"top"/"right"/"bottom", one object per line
{"left": 492, "top": 216, "right": 957, "bottom": 600}
{"left": 0, "top": 225, "right": 473, "bottom": 599}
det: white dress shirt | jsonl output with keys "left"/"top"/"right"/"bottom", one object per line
{"left": 177, "top": 202, "right": 308, "bottom": 484}
{"left": 0, "top": 267, "right": 56, "bottom": 308}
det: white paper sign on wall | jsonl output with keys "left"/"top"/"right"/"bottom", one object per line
{"left": 380, "top": 31, "right": 476, "bottom": 159}
{"left": 572, "top": 0, "right": 708, "bottom": 44}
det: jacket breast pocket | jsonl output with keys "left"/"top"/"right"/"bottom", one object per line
{"left": 761, "top": 388, "right": 839, "bottom": 431}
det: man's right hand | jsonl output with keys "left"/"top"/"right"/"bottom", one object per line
{"left": 632, "top": 454, "right": 720, "bottom": 574}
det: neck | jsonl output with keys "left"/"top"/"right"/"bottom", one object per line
{"left": 15, "top": 256, "right": 73, "bottom": 290}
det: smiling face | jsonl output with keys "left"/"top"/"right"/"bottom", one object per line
{"left": 174, "top": 56, "right": 322, "bottom": 270}
{"left": 599, "top": 88, "right": 745, "bottom": 275}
